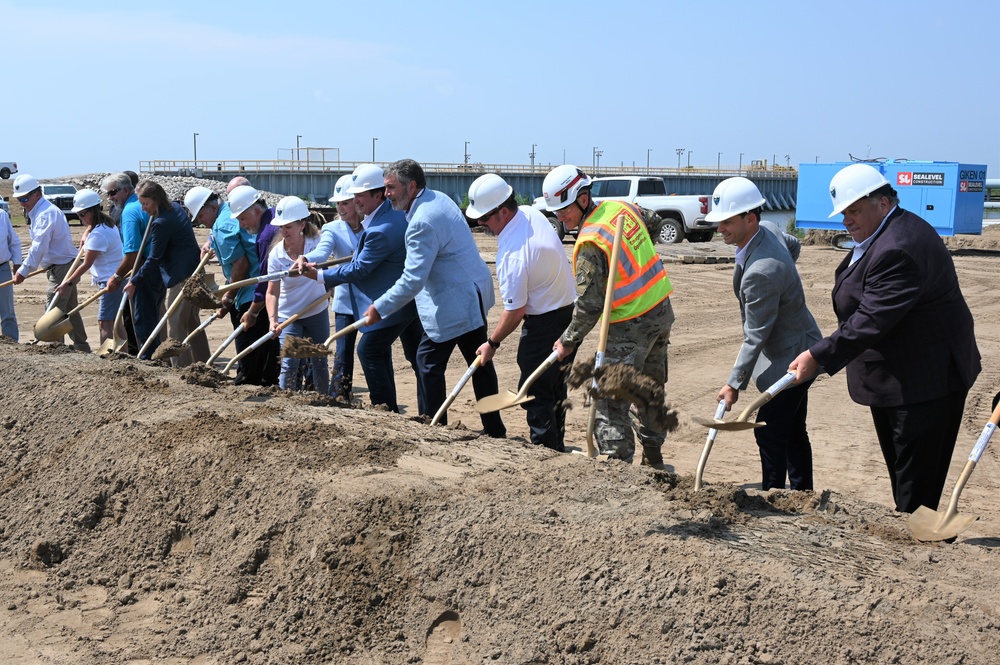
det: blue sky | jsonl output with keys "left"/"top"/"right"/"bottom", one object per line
{"left": 8, "top": 0, "right": 999, "bottom": 178}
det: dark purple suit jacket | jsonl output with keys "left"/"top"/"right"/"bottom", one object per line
{"left": 810, "top": 207, "right": 980, "bottom": 408}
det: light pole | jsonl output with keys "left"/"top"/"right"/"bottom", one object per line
{"left": 193, "top": 132, "right": 198, "bottom": 164}
{"left": 529, "top": 144, "right": 536, "bottom": 173}
{"left": 739, "top": 152, "right": 744, "bottom": 171}
{"left": 647, "top": 148, "right": 651, "bottom": 171}
{"left": 785, "top": 154, "right": 791, "bottom": 168}
{"left": 372, "top": 137, "right": 377, "bottom": 162}
{"left": 717, "top": 151, "right": 722, "bottom": 173}
{"left": 296, "top": 135, "right": 302, "bottom": 162}
{"left": 687, "top": 150, "right": 692, "bottom": 168}
{"left": 593, "top": 146, "right": 603, "bottom": 170}
{"left": 464, "top": 141, "right": 470, "bottom": 165}
{"left": 675, "top": 148, "right": 685, "bottom": 169}
{"left": 815, "top": 155, "right": 819, "bottom": 163}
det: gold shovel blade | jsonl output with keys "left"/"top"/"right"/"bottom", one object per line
{"left": 34, "top": 307, "right": 74, "bottom": 342}
{"left": 690, "top": 415, "right": 766, "bottom": 431}
{"left": 908, "top": 505, "right": 978, "bottom": 542}
{"left": 474, "top": 390, "right": 535, "bottom": 414}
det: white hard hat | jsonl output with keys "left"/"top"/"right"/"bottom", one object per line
{"left": 704, "top": 177, "right": 768, "bottom": 222}
{"left": 71, "top": 189, "right": 102, "bottom": 213}
{"left": 347, "top": 164, "right": 385, "bottom": 194}
{"left": 184, "top": 186, "right": 215, "bottom": 220}
{"left": 272, "top": 196, "right": 310, "bottom": 226}
{"left": 542, "top": 165, "right": 592, "bottom": 211}
{"left": 828, "top": 163, "right": 890, "bottom": 218}
{"left": 466, "top": 174, "right": 513, "bottom": 220}
{"left": 329, "top": 174, "right": 354, "bottom": 203}
{"left": 13, "top": 174, "right": 40, "bottom": 198}
{"left": 229, "top": 185, "right": 262, "bottom": 219}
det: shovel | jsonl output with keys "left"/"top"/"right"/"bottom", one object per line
{"left": 582, "top": 206, "right": 627, "bottom": 458}
{"left": 214, "top": 255, "right": 351, "bottom": 294}
{"left": 431, "top": 356, "right": 483, "bottom": 426}
{"left": 908, "top": 400, "right": 1000, "bottom": 542}
{"left": 0, "top": 267, "right": 46, "bottom": 289}
{"left": 323, "top": 316, "right": 369, "bottom": 348}
{"left": 694, "top": 400, "right": 729, "bottom": 491}
{"left": 98, "top": 212, "right": 157, "bottom": 356}
{"left": 34, "top": 287, "right": 109, "bottom": 342}
{"left": 222, "top": 290, "right": 332, "bottom": 375}
{"left": 41, "top": 242, "right": 88, "bottom": 313}
{"left": 153, "top": 311, "right": 223, "bottom": 361}
{"left": 690, "top": 371, "right": 797, "bottom": 431}
{"left": 207, "top": 323, "right": 245, "bottom": 366}
{"left": 136, "top": 251, "right": 214, "bottom": 359}
{"left": 475, "top": 350, "right": 560, "bottom": 414}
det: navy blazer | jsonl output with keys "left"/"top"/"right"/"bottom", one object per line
{"left": 810, "top": 207, "right": 980, "bottom": 407}
{"left": 322, "top": 199, "right": 416, "bottom": 332}
{"left": 132, "top": 201, "right": 201, "bottom": 289}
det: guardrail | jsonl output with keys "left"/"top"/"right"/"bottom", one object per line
{"left": 140, "top": 159, "right": 799, "bottom": 179}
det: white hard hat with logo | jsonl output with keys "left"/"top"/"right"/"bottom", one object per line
{"left": 828, "top": 164, "right": 889, "bottom": 217}
{"left": 705, "top": 177, "right": 767, "bottom": 222}
{"left": 184, "top": 186, "right": 214, "bottom": 220}
{"left": 13, "top": 174, "right": 40, "bottom": 198}
{"left": 329, "top": 174, "right": 354, "bottom": 203}
{"left": 71, "top": 189, "right": 103, "bottom": 213}
{"left": 347, "top": 164, "right": 385, "bottom": 194}
{"left": 229, "top": 185, "right": 262, "bottom": 219}
{"left": 466, "top": 174, "right": 513, "bottom": 220}
{"left": 542, "top": 165, "right": 592, "bottom": 211}
{"left": 272, "top": 196, "right": 310, "bottom": 226}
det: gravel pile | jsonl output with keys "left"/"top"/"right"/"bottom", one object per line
{"left": 50, "top": 173, "right": 292, "bottom": 209}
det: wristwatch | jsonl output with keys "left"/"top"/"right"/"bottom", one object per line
{"left": 487, "top": 337, "right": 500, "bottom": 350}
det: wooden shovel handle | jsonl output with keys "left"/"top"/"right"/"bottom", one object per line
{"left": 223, "top": 290, "right": 331, "bottom": 373}
{"left": 734, "top": 371, "right": 797, "bottom": 422}
{"left": 323, "top": 316, "right": 369, "bottom": 348}
{"left": 431, "top": 356, "right": 483, "bottom": 426}
{"left": 215, "top": 254, "right": 351, "bottom": 294}
{"left": 0, "top": 267, "right": 46, "bottom": 289}
{"left": 585, "top": 208, "right": 627, "bottom": 458}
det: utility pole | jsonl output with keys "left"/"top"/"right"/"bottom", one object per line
{"left": 647, "top": 148, "right": 652, "bottom": 171}
{"left": 593, "top": 147, "right": 603, "bottom": 170}
{"left": 785, "top": 154, "right": 791, "bottom": 168}
{"left": 193, "top": 132, "right": 198, "bottom": 164}
{"left": 675, "top": 147, "right": 685, "bottom": 169}
{"left": 464, "top": 141, "right": 470, "bottom": 165}
{"left": 372, "top": 137, "right": 378, "bottom": 162}
{"left": 296, "top": 135, "right": 302, "bottom": 162}
{"left": 529, "top": 144, "right": 536, "bottom": 173}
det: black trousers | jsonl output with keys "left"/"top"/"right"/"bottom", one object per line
{"left": 229, "top": 302, "right": 279, "bottom": 386}
{"left": 518, "top": 305, "right": 575, "bottom": 451}
{"left": 870, "top": 389, "right": 967, "bottom": 513}
{"left": 416, "top": 324, "right": 506, "bottom": 438}
{"left": 753, "top": 379, "right": 814, "bottom": 491}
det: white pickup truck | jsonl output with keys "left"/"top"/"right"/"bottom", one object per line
{"left": 536, "top": 176, "right": 716, "bottom": 243}
{"left": 0, "top": 161, "right": 17, "bottom": 180}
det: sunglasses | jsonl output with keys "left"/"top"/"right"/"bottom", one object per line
{"left": 16, "top": 194, "right": 31, "bottom": 203}
{"left": 106, "top": 188, "right": 121, "bottom": 197}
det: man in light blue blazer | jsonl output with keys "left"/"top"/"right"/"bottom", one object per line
{"left": 709, "top": 177, "right": 821, "bottom": 491}
{"left": 365, "top": 159, "right": 505, "bottom": 438}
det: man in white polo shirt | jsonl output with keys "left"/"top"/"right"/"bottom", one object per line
{"left": 468, "top": 174, "right": 577, "bottom": 452}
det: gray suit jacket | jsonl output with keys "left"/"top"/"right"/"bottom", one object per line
{"left": 729, "top": 228, "right": 821, "bottom": 392}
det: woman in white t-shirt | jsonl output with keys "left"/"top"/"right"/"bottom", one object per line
{"left": 55, "top": 189, "right": 124, "bottom": 344}
{"left": 265, "top": 196, "right": 330, "bottom": 393}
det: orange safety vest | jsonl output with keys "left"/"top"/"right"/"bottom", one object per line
{"left": 573, "top": 201, "right": 673, "bottom": 323}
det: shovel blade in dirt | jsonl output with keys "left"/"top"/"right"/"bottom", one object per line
{"left": 34, "top": 306, "right": 75, "bottom": 341}
{"left": 908, "top": 402, "right": 1000, "bottom": 542}
{"left": 474, "top": 350, "right": 558, "bottom": 414}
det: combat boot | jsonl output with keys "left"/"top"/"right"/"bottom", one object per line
{"left": 641, "top": 445, "right": 665, "bottom": 469}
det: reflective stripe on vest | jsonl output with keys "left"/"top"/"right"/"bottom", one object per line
{"left": 573, "top": 201, "right": 673, "bottom": 322}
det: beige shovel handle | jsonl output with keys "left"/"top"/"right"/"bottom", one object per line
{"left": 183, "top": 312, "right": 220, "bottom": 345}
{"left": 44, "top": 243, "right": 88, "bottom": 312}
{"left": 207, "top": 323, "right": 244, "bottom": 365}
{"left": 431, "top": 356, "right": 483, "bottom": 426}
{"left": 0, "top": 267, "right": 46, "bottom": 289}
{"left": 940, "top": 400, "right": 1000, "bottom": 523}
{"left": 136, "top": 251, "right": 215, "bottom": 358}
{"left": 216, "top": 254, "right": 351, "bottom": 294}
{"left": 222, "top": 290, "right": 331, "bottom": 374}
{"left": 323, "top": 316, "right": 369, "bottom": 348}
{"left": 585, "top": 208, "right": 627, "bottom": 458}
{"left": 66, "top": 287, "right": 110, "bottom": 317}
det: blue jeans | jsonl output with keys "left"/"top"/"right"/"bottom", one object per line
{"left": 330, "top": 312, "right": 357, "bottom": 399}
{"left": 0, "top": 262, "right": 18, "bottom": 341}
{"left": 278, "top": 310, "right": 330, "bottom": 394}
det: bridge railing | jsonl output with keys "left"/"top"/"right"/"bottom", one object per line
{"left": 140, "top": 159, "right": 799, "bottom": 179}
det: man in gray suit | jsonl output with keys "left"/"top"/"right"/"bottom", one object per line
{"left": 708, "top": 177, "right": 821, "bottom": 490}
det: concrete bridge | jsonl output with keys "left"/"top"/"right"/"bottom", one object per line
{"left": 141, "top": 159, "right": 800, "bottom": 210}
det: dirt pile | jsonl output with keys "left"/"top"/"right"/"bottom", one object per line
{"left": 2, "top": 343, "right": 999, "bottom": 664}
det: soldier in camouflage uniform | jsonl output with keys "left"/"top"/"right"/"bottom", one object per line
{"left": 545, "top": 165, "right": 675, "bottom": 465}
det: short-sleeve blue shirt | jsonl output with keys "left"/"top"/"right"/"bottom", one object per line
{"left": 120, "top": 193, "right": 151, "bottom": 257}
{"left": 209, "top": 202, "right": 259, "bottom": 308}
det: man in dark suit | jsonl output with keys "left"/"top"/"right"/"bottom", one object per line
{"left": 297, "top": 164, "right": 422, "bottom": 414}
{"left": 709, "top": 177, "right": 821, "bottom": 490}
{"left": 790, "top": 163, "right": 981, "bottom": 512}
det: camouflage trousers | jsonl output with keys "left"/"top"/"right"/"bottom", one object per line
{"left": 594, "top": 297, "right": 675, "bottom": 460}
